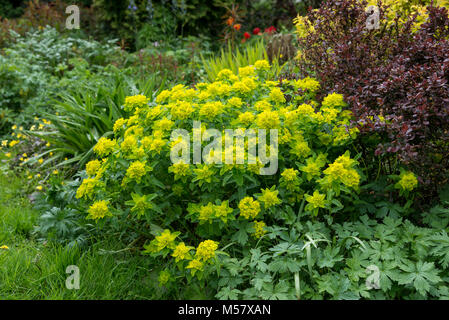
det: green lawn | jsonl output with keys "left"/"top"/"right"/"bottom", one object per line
{"left": 0, "top": 172, "right": 166, "bottom": 299}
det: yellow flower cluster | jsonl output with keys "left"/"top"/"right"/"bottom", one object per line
{"left": 254, "top": 60, "right": 270, "bottom": 71}
{"left": 158, "top": 270, "right": 171, "bottom": 286}
{"left": 253, "top": 221, "right": 267, "bottom": 238}
{"left": 238, "top": 197, "right": 261, "bottom": 219}
{"left": 258, "top": 187, "right": 281, "bottom": 209}
{"left": 293, "top": 77, "right": 321, "bottom": 93}
{"left": 195, "top": 240, "right": 219, "bottom": 261}
{"left": 149, "top": 229, "right": 179, "bottom": 252}
{"left": 168, "top": 162, "right": 191, "bottom": 181}
{"left": 294, "top": 14, "right": 315, "bottom": 38}
{"left": 396, "top": 171, "right": 418, "bottom": 192}
{"left": 172, "top": 242, "right": 194, "bottom": 262}
{"left": 194, "top": 201, "right": 234, "bottom": 223}
{"left": 305, "top": 191, "right": 326, "bottom": 212}
{"left": 85, "top": 159, "right": 101, "bottom": 177}
{"left": 76, "top": 178, "right": 99, "bottom": 199}
{"left": 124, "top": 94, "right": 150, "bottom": 112}
{"left": 87, "top": 200, "right": 110, "bottom": 220}
{"left": 125, "top": 160, "right": 149, "bottom": 183}
{"left": 93, "top": 137, "right": 116, "bottom": 157}
{"left": 319, "top": 152, "right": 360, "bottom": 191}
{"left": 144, "top": 229, "right": 219, "bottom": 277}
{"left": 363, "top": 0, "right": 449, "bottom": 32}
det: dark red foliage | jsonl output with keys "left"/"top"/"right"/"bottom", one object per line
{"left": 296, "top": 0, "right": 449, "bottom": 192}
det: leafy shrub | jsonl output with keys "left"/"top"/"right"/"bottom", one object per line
{"left": 364, "top": 0, "right": 449, "bottom": 30}
{"left": 294, "top": 0, "right": 449, "bottom": 194}
{"left": 0, "top": 27, "right": 124, "bottom": 131}
{"left": 74, "top": 60, "right": 393, "bottom": 292}
{"left": 216, "top": 212, "right": 449, "bottom": 300}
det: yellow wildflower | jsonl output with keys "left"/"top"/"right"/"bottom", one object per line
{"left": 396, "top": 171, "right": 418, "bottom": 192}
{"left": 87, "top": 200, "right": 111, "bottom": 220}
{"left": 124, "top": 94, "right": 150, "bottom": 112}
{"left": 86, "top": 160, "right": 101, "bottom": 177}
{"left": 253, "top": 221, "right": 267, "bottom": 238}
{"left": 258, "top": 187, "right": 281, "bottom": 209}
{"left": 126, "top": 161, "right": 148, "bottom": 183}
{"left": 254, "top": 60, "right": 270, "bottom": 71}
{"left": 305, "top": 191, "right": 326, "bottom": 212}
{"left": 238, "top": 196, "right": 261, "bottom": 219}
{"left": 195, "top": 240, "right": 219, "bottom": 262}
{"left": 172, "top": 242, "right": 194, "bottom": 262}
{"left": 93, "top": 138, "right": 116, "bottom": 157}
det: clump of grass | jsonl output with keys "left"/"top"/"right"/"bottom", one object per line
{"left": 200, "top": 38, "right": 284, "bottom": 82}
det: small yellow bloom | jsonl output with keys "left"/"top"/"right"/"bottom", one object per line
{"left": 396, "top": 171, "right": 418, "bottom": 192}
{"left": 238, "top": 197, "right": 261, "bottom": 219}
{"left": 87, "top": 200, "right": 111, "bottom": 220}
{"left": 253, "top": 221, "right": 267, "bottom": 238}
{"left": 186, "top": 259, "right": 204, "bottom": 272}
{"left": 0, "top": 245, "right": 9, "bottom": 250}
{"left": 254, "top": 60, "right": 270, "bottom": 71}
{"left": 172, "top": 242, "right": 194, "bottom": 262}
{"left": 258, "top": 187, "right": 281, "bottom": 209}
{"left": 305, "top": 191, "right": 326, "bottom": 211}
{"left": 195, "top": 240, "right": 219, "bottom": 262}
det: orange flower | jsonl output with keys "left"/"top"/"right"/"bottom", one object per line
{"left": 226, "top": 17, "right": 235, "bottom": 26}
{"left": 233, "top": 24, "right": 241, "bottom": 31}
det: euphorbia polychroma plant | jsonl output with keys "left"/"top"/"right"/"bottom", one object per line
{"left": 296, "top": 0, "right": 449, "bottom": 196}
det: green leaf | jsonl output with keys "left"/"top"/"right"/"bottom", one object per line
{"left": 396, "top": 261, "right": 442, "bottom": 296}
{"left": 231, "top": 228, "right": 248, "bottom": 245}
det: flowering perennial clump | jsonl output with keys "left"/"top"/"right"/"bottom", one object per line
{"left": 73, "top": 60, "right": 399, "bottom": 282}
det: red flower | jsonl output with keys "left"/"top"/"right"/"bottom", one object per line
{"left": 253, "top": 27, "right": 261, "bottom": 35}
{"left": 244, "top": 32, "right": 251, "bottom": 39}
{"left": 233, "top": 24, "right": 241, "bottom": 31}
{"left": 264, "top": 26, "right": 277, "bottom": 34}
